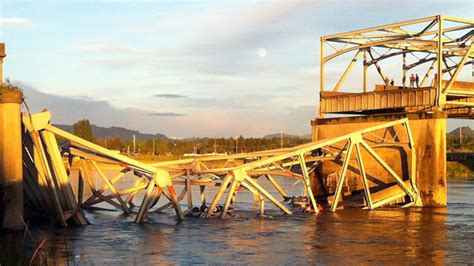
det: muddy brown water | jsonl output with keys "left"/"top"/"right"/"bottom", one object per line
{"left": 1, "top": 176, "right": 474, "bottom": 264}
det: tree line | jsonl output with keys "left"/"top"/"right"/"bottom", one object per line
{"left": 72, "top": 119, "right": 311, "bottom": 155}
{"left": 71, "top": 119, "right": 474, "bottom": 155}
{"left": 447, "top": 134, "right": 474, "bottom": 151}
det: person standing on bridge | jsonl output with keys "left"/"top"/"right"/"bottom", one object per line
{"left": 433, "top": 73, "right": 438, "bottom": 87}
{"left": 415, "top": 74, "right": 420, "bottom": 88}
{"left": 409, "top": 73, "right": 415, "bottom": 88}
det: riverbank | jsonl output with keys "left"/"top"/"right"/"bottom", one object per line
{"left": 447, "top": 161, "right": 474, "bottom": 180}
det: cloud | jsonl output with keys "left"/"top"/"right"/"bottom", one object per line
{"left": 67, "top": 2, "right": 321, "bottom": 89}
{"left": 148, "top": 112, "right": 186, "bottom": 117}
{"left": 0, "top": 18, "right": 32, "bottom": 25}
{"left": 236, "top": 2, "right": 312, "bottom": 25}
{"left": 186, "top": 3, "right": 316, "bottom": 52}
{"left": 88, "top": 57, "right": 138, "bottom": 69}
{"left": 153, "top": 93, "right": 187, "bottom": 99}
{"left": 16, "top": 81, "right": 317, "bottom": 138}
{"left": 72, "top": 42, "right": 140, "bottom": 69}
{"left": 18, "top": 81, "right": 183, "bottom": 135}
{"left": 73, "top": 42, "right": 136, "bottom": 53}
{"left": 93, "top": 2, "right": 319, "bottom": 76}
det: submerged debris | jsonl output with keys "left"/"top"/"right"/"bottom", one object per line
{"left": 184, "top": 207, "right": 203, "bottom": 218}
{"left": 184, "top": 205, "right": 234, "bottom": 218}
{"left": 289, "top": 196, "right": 316, "bottom": 213}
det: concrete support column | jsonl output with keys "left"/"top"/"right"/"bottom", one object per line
{"left": 416, "top": 111, "right": 447, "bottom": 206}
{"left": 0, "top": 90, "right": 24, "bottom": 230}
{"left": 0, "top": 43, "right": 5, "bottom": 82}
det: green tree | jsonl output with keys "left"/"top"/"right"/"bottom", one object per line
{"left": 73, "top": 119, "right": 94, "bottom": 142}
{"left": 154, "top": 139, "right": 169, "bottom": 155}
{"left": 107, "top": 136, "right": 124, "bottom": 151}
{"left": 237, "top": 135, "right": 246, "bottom": 153}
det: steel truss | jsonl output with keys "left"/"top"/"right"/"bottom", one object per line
{"left": 144, "top": 118, "right": 420, "bottom": 220}
{"left": 22, "top": 110, "right": 184, "bottom": 225}
{"left": 320, "top": 15, "right": 473, "bottom": 117}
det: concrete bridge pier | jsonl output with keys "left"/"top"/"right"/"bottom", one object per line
{"left": 311, "top": 111, "right": 447, "bottom": 207}
{"left": 0, "top": 91, "right": 24, "bottom": 230}
{"left": 0, "top": 43, "right": 24, "bottom": 231}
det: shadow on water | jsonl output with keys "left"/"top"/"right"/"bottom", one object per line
{"left": 1, "top": 181, "right": 474, "bottom": 264}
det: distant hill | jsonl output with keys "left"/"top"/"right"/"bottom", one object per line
{"left": 263, "top": 133, "right": 311, "bottom": 140}
{"left": 448, "top": 127, "right": 474, "bottom": 138}
{"left": 55, "top": 124, "right": 169, "bottom": 141}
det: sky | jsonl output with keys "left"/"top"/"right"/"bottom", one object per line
{"left": 0, "top": 0, "right": 472, "bottom": 138}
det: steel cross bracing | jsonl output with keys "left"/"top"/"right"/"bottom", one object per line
{"left": 22, "top": 110, "right": 184, "bottom": 225}
{"left": 21, "top": 110, "right": 421, "bottom": 225}
{"left": 320, "top": 15, "right": 473, "bottom": 118}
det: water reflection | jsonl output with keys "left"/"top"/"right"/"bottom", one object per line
{"left": 1, "top": 181, "right": 473, "bottom": 264}
{"left": 308, "top": 208, "right": 448, "bottom": 264}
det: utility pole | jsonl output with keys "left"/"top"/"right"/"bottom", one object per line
{"left": 214, "top": 137, "right": 217, "bottom": 153}
{"left": 133, "top": 135, "right": 136, "bottom": 154}
{"left": 280, "top": 129, "right": 283, "bottom": 149}
{"left": 153, "top": 140, "right": 155, "bottom": 156}
{"left": 104, "top": 137, "right": 107, "bottom": 149}
{"left": 459, "top": 127, "right": 463, "bottom": 150}
{"left": 235, "top": 136, "right": 238, "bottom": 154}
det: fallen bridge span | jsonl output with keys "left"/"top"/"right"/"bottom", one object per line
{"left": 19, "top": 110, "right": 421, "bottom": 225}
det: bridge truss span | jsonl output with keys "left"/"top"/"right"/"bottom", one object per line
{"left": 320, "top": 15, "right": 474, "bottom": 118}
{"left": 21, "top": 110, "right": 421, "bottom": 225}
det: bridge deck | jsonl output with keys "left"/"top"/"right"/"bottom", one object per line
{"left": 320, "top": 81, "right": 474, "bottom": 118}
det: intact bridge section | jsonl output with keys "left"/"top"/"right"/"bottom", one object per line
{"left": 312, "top": 15, "right": 473, "bottom": 207}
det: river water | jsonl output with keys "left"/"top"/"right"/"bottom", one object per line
{"left": 2, "top": 179, "right": 474, "bottom": 264}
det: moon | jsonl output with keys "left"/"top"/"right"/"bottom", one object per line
{"left": 258, "top": 48, "right": 266, "bottom": 57}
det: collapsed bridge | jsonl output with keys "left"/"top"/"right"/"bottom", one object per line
{"left": 0, "top": 14, "right": 472, "bottom": 230}
{"left": 19, "top": 110, "right": 420, "bottom": 225}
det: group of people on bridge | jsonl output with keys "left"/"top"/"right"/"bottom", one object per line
{"left": 409, "top": 73, "right": 420, "bottom": 88}
{"left": 385, "top": 73, "right": 439, "bottom": 90}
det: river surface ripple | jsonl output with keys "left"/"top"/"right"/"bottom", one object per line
{"left": 1, "top": 180, "right": 474, "bottom": 264}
